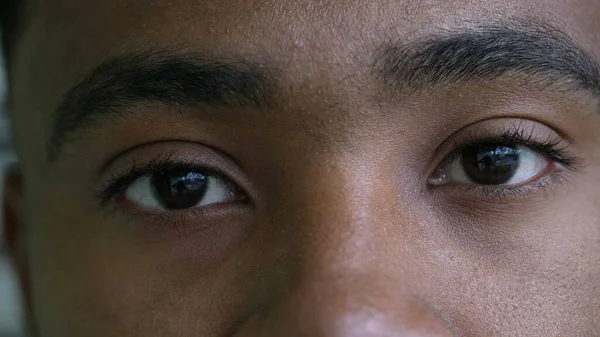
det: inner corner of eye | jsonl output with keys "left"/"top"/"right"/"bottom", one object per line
{"left": 427, "top": 167, "right": 449, "bottom": 186}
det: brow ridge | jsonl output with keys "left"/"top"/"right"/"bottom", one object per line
{"left": 48, "top": 49, "right": 274, "bottom": 161}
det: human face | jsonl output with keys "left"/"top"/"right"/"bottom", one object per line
{"left": 3, "top": 0, "right": 600, "bottom": 336}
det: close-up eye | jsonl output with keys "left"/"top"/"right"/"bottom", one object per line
{"left": 98, "top": 153, "right": 250, "bottom": 213}
{"left": 427, "top": 121, "right": 580, "bottom": 192}
{"left": 123, "top": 169, "right": 243, "bottom": 211}
{"left": 430, "top": 144, "right": 553, "bottom": 187}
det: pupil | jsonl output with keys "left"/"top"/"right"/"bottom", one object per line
{"left": 461, "top": 145, "right": 520, "bottom": 185}
{"left": 151, "top": 170, "right": 208, "bottom": 210}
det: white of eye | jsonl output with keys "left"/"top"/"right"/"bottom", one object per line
{"left": 124, "top": 175, "right": 231, "bottom": 211}
{"left": 445, "top": 146, "right": 550, "bottom": 186}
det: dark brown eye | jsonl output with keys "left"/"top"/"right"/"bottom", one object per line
{"left": 430, "top": 145, "right": 552, "bottom": 187}
{"left": 461, "top": 145, "right": 520, "bottom": 185}
{"left": 124, "top": 169, "right": 241, "bottom": 211}
{"left": 151, "top": 171, "right": 209, "bottom": 210}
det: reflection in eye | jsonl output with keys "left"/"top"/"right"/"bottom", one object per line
{"left": 124, "top": 170, "right": 237, "bottom": 211}
{"left": 430, "top": 144, "right": 552, "bottom": 187}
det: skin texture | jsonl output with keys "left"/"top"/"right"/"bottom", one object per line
{"left": 3, "top": 0, "right": 600, "bottom": 336}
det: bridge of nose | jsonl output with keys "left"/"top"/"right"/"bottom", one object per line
{"left": 236, "top": 156, "right": 454, "bottom": 336}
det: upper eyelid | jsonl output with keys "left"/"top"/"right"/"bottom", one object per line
{"left": 97, "top": 140, "right": 244, "bottom": 177}
{"left": 427, "top": 118, "right": 579, "bottom": 172}
{"left": 97, "top": 141, "right": 247, "bottom": 181}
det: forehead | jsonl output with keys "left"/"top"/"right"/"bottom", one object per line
{"left": 9, "top": 0, "right": 600, "bottom": 161}
{"left": 20, "top": 0, "right": 600, "bottom": 73}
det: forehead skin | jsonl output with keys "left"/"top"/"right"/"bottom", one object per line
{"left": 6, "top": 0, "right": 600, "bottom": 336}
{"left": 9, "top": 0, "right": 600, "bottom": 159}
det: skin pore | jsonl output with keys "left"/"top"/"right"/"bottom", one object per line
{"left": 3, "top": 0, "right": 600, "bottom": 336}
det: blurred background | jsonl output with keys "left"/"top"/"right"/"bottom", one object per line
{"left": 0, "top": 30, "right": 24, "bottom": 337}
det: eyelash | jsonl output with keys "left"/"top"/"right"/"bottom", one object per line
{"left": 97, "top": 127, "right": 581, "bottom": 209}
{"left": 445, "top": 127, "right": 578, "bottom": 169}
{"left": 96, "top": 154, "right": 241, "bottom": 207}
{"left": 434, "top": 126, "right": 581, "bottom": 198}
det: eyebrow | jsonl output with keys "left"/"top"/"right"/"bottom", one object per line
{"left": 48, "top": 50, "right": 274, "bottom": 160}
{"left": 374, "top": 21, "right": 600, "bottom": 99}
{"left": 49, "top": 21, "right": 600, "bottom": 161}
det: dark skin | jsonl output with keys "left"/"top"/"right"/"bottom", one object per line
{"left": 3, "top": 0, "right": 600, "bottom": 335}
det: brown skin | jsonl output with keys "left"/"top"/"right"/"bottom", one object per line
{"left": 3, "top": 0, "right": 600, "bottom": 336}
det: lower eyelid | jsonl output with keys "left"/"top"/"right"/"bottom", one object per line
{"left": 103, "top": 203, "right": 253, "bottom": 243}
{"left": 430, "top": 168, "right": 572, "bottom": 203}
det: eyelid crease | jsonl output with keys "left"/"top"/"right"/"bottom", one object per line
{"left": 96, "top": 139, "right": 243, "bottom": 176}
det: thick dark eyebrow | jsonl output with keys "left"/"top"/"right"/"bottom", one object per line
{"left": 374, "top": 21, "right": 600, "bottom": 99}
{"left": 48, "top": 50, "right": 274, "bottom": 161}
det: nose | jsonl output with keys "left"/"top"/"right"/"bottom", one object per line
{"left": 234, "top": 272, "right": 454, "bottom": 336}
{"left": 234, "top": 160, "right": 454, "bottom": 336}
